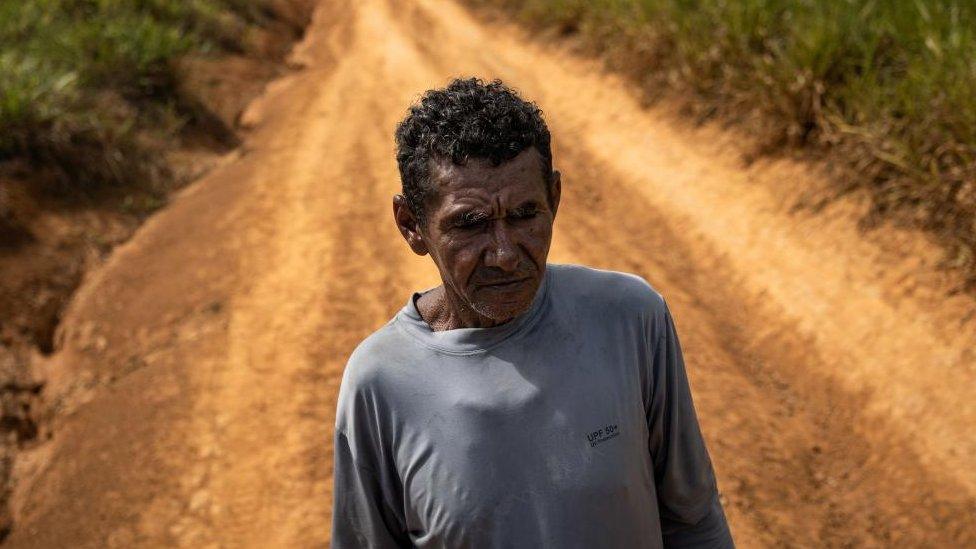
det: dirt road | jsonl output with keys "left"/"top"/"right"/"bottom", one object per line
{"left": 7, "top": 0, "right": 976, "bottom": 546}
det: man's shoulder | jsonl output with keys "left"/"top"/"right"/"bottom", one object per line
{"left": 548, "top": 263, "right": 666, "bottom": 314}
{"left": 339, "top": 318, "right": 413, "bottom": 396}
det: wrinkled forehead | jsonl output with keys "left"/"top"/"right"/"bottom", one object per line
{"left": 427, "top": 148, "right": 549, "bottom": 206}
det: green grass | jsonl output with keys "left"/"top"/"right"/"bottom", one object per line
{"left": 466, "top": 0, "right": 976, "bottom": 287}
{"left": 0, "top": 0, "right": 282, "bottom": 199}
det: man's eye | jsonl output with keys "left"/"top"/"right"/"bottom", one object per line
{"left": 511, "top": 209, "right": 538, "bottom": 220}
{"left": 456, "top": 218, "right": 488, "bottom": 229}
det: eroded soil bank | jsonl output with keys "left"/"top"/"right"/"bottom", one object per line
{"left": 0, "top": 0, "right": 315, "bottom": 540}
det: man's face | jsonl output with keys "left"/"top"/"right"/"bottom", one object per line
{"left": 404, "top": 147, "right": 559, "bottom": 323}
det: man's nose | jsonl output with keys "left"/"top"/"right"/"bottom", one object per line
{"left": 484, "top": 223, "right": 519, "bottom": 272}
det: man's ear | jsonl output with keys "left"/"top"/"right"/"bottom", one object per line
{"left": 393, "top": 194, "right": 429, "bottom": 256}
{"left": 549, "top": 169, "right": 562, "bottom": 217}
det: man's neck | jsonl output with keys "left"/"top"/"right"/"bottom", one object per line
{"left": 415, "top": 285, "right": 511, "bottom": 331}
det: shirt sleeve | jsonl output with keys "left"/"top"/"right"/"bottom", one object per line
{"left": 331, "top": 354, "right": 411, "bottom": 549}
{"left": 646, "top": 298, "right": 735, "bottom": 548}
{"left": 331, "top": 429, "right": 410, "bottom": 548}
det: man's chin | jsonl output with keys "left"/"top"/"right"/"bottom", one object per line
{"left": 468, "top": 286, "right": 538, "bottom": 324}
{"left": 468, "top": 305, "right": 527, "bottom": 326}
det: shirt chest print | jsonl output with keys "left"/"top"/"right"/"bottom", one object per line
{"left": 586, "top": 422, "right": 621, "bottom": 447}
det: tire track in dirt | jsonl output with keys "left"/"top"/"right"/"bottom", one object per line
{"left": 164, "top": 19, "right": 440, "bottom": 545}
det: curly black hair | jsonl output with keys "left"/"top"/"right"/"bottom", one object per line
{"left": 394, "top": 77, "right": 553, "bottom": 224}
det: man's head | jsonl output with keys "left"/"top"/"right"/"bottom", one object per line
{"left": 393, "top": 77, "right": 561, "bottom": 325}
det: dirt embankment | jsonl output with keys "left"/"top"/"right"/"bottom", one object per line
{"left": 0, "top": 0, "right": 316, "bottom": 540}
{"left": 4, "top": 0, "right": 975, "bottom": 547}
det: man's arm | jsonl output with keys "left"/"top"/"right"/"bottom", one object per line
{"left": 331, "top": 349, "right": 410, "bottom": 549}
{"left": 646, "top": 298, "right": 735, "bottom": 548}
{"left": 661, "top": 494, "right": 734, "bottom": 548}
{"left": 331, "top": 429, "right": 410, "bottom": 548}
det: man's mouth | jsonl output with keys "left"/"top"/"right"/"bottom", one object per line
{"left": 478, "top": 277, "right": 530, "bottom": 289}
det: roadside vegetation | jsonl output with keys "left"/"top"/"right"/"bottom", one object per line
{"left": 465, "top": 0, "right": 976, "bottom": 289}
{"left": 0, "top": 0, "right": 300, "bottom": 202}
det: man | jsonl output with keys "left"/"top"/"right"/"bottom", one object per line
{"left": 331, "top": 77, "right": 734, "bottom": 548}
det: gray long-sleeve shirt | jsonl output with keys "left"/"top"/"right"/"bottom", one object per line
{"left": 331, "top": 263, "right": 734, "bottom": 548}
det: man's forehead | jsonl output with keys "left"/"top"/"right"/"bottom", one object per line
{"left": 428, "top": 148, "right": 546, "bottom": 198}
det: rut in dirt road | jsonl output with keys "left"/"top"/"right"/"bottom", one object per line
{"left": 7, "top": 0, "right": 975, "bottom": 547}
